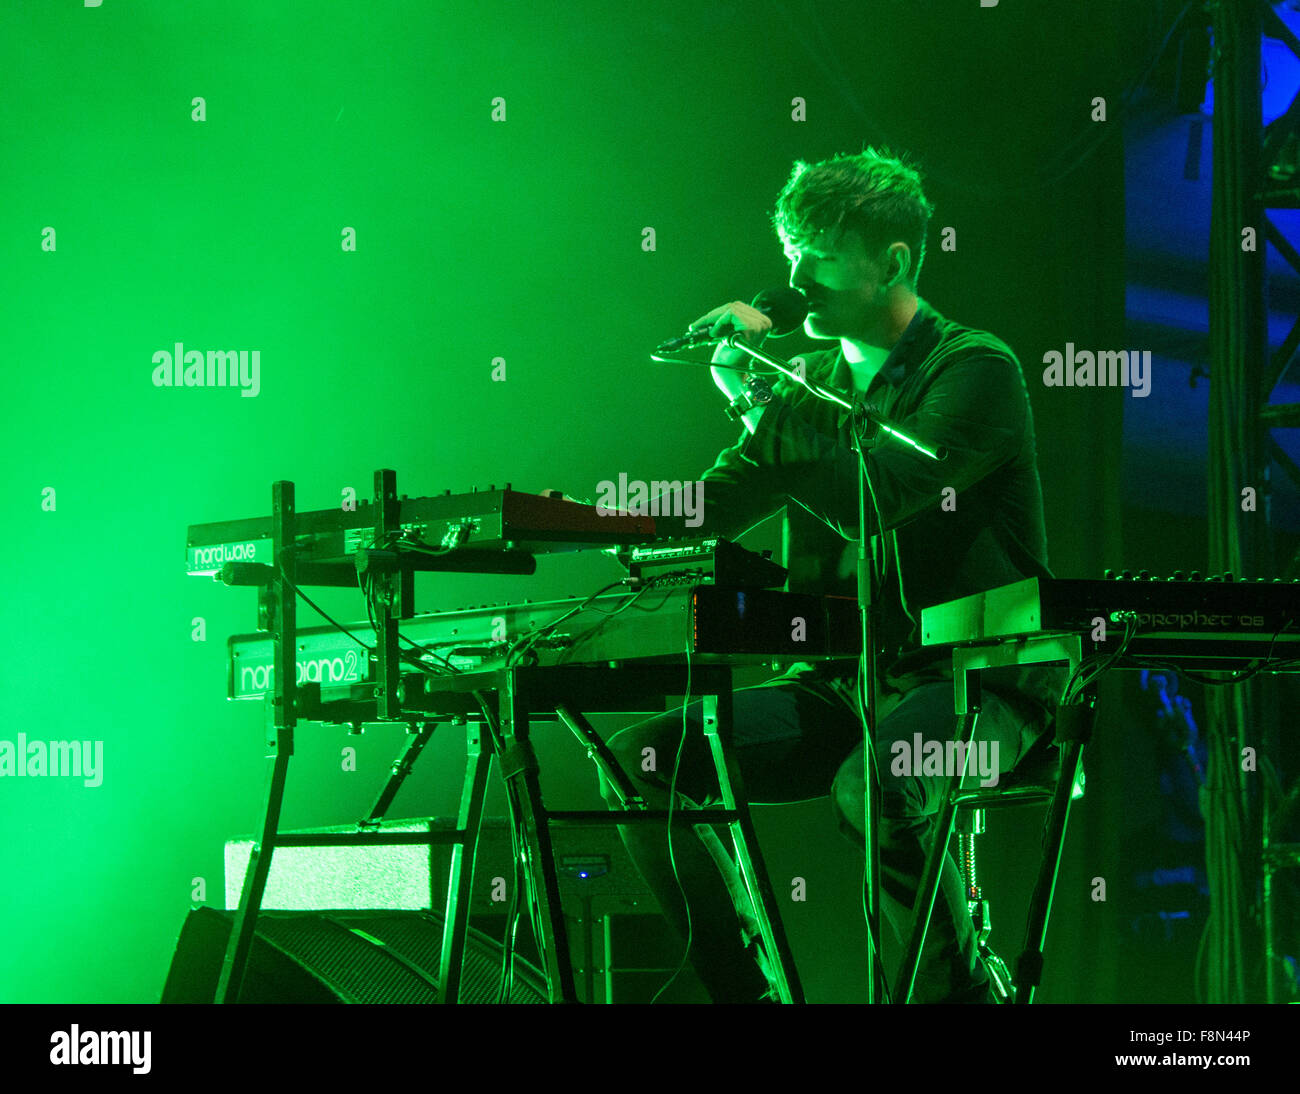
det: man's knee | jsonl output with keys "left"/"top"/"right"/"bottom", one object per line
{"left": 830, "top": 749, "right": 925, "bottom": 844}
{"left": 602, "top": 715, "right": 724, "bottom": 810}
{"left": 830, "top": 761, "right": 864, "bottom": 837}
{"left": 599, "top": 723, "right": 676, "bottom": 807}
{"left": 607, "top": 730, "right": 659, "bottom": 782}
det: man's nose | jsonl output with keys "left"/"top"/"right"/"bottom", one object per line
{"left": 789, "top": 276, "right": 817, "bottom": 300}
{"left": 789, "top": 258, "right": 817, "bottom": 295}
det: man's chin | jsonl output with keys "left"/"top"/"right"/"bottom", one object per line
{"left": 804, "top": 315, "right": 836, "bottom": 340}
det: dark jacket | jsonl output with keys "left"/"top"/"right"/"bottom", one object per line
{"left": 658, "top": 297, "right": 1065, "bottom": 718}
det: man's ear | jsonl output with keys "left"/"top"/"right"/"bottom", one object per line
{"left": 887, "top": 243, "right": 911, "bottom": 286}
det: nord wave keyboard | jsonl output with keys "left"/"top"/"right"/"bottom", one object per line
{"left": 186, "top": 485, "right": 656, "bottom": 575}
{"left": 228, "top": 586, "right": 862, "bottom": 699}
{"left": 922, "top": 575, "right": 1300, "bottom": 663}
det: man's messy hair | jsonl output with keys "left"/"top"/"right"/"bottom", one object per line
{"left": 772, "top": 146, "right": 934, "bottom": 287}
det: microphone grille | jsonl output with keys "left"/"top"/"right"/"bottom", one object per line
{"left": 751, "top": 286, "right": 809, "bottom": 336}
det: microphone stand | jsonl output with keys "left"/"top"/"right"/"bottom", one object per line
{"left": 715, "top": 332, "right": 945, "bottom": 1004}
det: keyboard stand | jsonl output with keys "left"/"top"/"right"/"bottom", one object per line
{"left": 894, "top": 632, "right": 1087, "bottom": 1004}
{"left": 216, "top": 656, "right": 804, "bottom": 1002}
{"left": 417, "top": 662, "right": 804, "bottom": 1003}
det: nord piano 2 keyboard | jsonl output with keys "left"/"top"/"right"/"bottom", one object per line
{"left": 227, "top": 586, "right": 863, "bottom": 699}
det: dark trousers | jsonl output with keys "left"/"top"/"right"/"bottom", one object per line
{"left": 598, "top": 672, "right": 1051, "bottom": 1002}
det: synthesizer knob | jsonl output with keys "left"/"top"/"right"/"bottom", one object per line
{"left": 1103, "top": 568, "right": 1114, "bottom": 579}
{"left": 488, "top": 483, "right": 496, "bottom": 491}
{"left": 1190, "top": 570, "right": 1202, "bottom": 581}
{"left": 1222, "top": 571, "right": 1234, "bottom": 582}
{"left": 1121, "top": 570, "right": 1133, "bottom": 580}
{"left": 1138, "top": 570, "right": 1150, "bottom": 580}
{"left": 1208, "top": 574, "right": 1221, "bottom": 582}
{"left": 1172, "top": 570, "right": 1185, "bottom": 581}
{"left": 506, "top": 482, "right": 513, "bottom": 490}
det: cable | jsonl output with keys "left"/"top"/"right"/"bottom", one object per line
{"left": 360, "top": 568, "right": 463, "bottom": 677}
{"left": 853, "top": 439, "right": 893, "bottom": 1002}
{"left": 649, "top": 635, "right": 698, "bottom": 1004}
{"left": 276, "top": 545, "right": 373, "bottom": 655}
{"left": 276, "top": 541, "right": 465, "bottom": 683}
{"left": 1059, "top": 610, "right": 1143, "bottom": 704}
{"left": 471, "top": 689, "right": 526, "bottom": 1004}
{"left": 504, "top": 579, "right": 631, "bottom": 668}
{"left": 1060, "top": 614, "right": 1299, "bottom": 699}
{"left": 541, "top": 584, "right": 667, "bottom": 655}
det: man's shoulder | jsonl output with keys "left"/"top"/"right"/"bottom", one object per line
{"left": 926, "top": 303, "right": 1020, "bottom": 368}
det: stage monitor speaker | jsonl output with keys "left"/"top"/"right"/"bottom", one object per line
{"left": 160, "top": 906, "right": 548, "bottom": 1003}
{"left": 224, "top": 816, "right": 660, "bottom": 918}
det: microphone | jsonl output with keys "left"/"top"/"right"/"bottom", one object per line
{"left": 656, "top": 287, "right": 810, "bottom": 352}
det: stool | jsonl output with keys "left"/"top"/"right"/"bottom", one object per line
{"left": 949, "top": 731, "right": 1086, "bottom": 1002}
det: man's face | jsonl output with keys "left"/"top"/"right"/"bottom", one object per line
{"left": 782, "top": 226, "right": 898, "bottom": 345}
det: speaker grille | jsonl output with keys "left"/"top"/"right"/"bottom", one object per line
{"left": 162, "top": 907, "right": 548, "bottom": 1003}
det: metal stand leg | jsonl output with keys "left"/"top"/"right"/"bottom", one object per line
{"left": 895, "top": 670, "right": 982, "bottom": 1004}
{"left": 702, "top": 686, "right": 805, "bottom": 1004}
{"left": 216, "top": 744, "right": 291, "bottom": 1002}
{"left": 438, "top": 715, "right": 491, "bottom": 1003}
{"left": 497, "top": 669, "right": 578, "bottom": 1002}
{"left": 359, "top": 720, "right": 438, "bottom": 829}
{"left": 1014, "top": 692, "right": 1094, "bottom": 1005}
{"left": 217, "top": 478, "right": 298, "bottom": 1004}
{"left": 959, "top": 810, "right": 1014, "bottom": 1003}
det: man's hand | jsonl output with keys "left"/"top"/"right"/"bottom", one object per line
{"left": 690, "top": 301, "right": 772, "bottom": 401}
{"left": 691, "top": 300, "right": 772, "bottom": 344}
{"left": 540, "top": 488, "right": 598, "bottom": 506}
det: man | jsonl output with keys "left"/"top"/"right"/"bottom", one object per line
{"left": 597, "top": 147, "right": 1064, "bottom": 1003}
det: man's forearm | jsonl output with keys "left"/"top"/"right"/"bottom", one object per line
{"left": 737, "top": 403, "right": 767, "bottom": 434}
{"left": 711, "top": 344, "right": 768, "bottom": 434}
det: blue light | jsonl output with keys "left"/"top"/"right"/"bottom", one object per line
{"left": 1203, "top": 8, "right": 1300, "bottom": 125}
